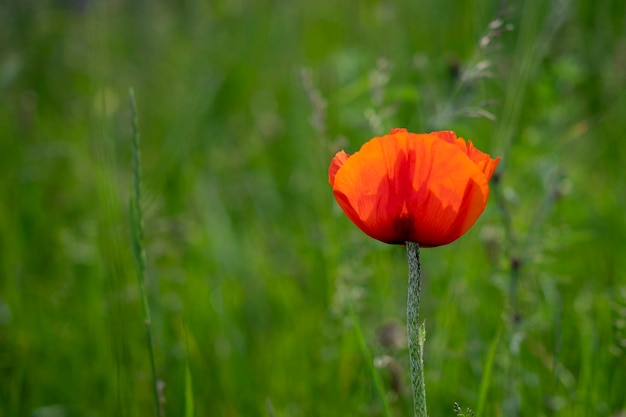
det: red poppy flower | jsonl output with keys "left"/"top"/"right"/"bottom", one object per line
{"left": 329, "top": 128, "right": 501, "bottom": 247}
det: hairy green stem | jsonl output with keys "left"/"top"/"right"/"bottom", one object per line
{"left": 406, "top": 241, "right": 428, "bottom": 417}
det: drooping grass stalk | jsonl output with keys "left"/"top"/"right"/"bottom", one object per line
{"left": 406, "top": 242, "right": 427, "bottom": 417}
{"left": 129, "top": 88, "right": 161, "bottom": 417}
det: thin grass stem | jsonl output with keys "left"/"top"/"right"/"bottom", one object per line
{"left": 129, "top": 88, "right": 161, "bottom": 417}
{"left": 476, "top": 329, "right": 501, "bottom": 417}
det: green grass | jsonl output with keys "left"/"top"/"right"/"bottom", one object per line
{"left": 1, "top": 0, "right": 626, "bottom": 416}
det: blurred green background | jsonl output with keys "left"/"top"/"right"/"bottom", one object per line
{"left": 1, "top": 0, "right": 626, "bottom": 416}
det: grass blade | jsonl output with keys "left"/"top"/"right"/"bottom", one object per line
{"left": 476, "top": 328, "right": 501, "bottom": 417}
{"left": 182, "top": 321, "right": 195, "bottom": 417}
{"left": 129, "top": 87, "right": 161, "bottom": 417}
{"left": 348, "top": 302, "right": 392, "bottom": 417}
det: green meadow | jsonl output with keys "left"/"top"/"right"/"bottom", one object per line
{"left": 1, "top": 0, "right": 626, "bottom": 416}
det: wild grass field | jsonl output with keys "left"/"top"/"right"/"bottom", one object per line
{"left": 1, "top": 0, "right": 626, "bottom": 416}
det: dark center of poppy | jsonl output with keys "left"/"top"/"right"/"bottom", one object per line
{"left": 392, "top": 212, "right": 415, "bottom": 243}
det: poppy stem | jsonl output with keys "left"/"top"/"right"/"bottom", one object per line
{"left": 406, "top": 241, "right": 428, "bottom": 417}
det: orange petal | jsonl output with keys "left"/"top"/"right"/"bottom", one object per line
{"left": 389, "top": 127, "right": 409, "bottom": 135}
{"left": 399, "top": 133, "right": 490, "bottom": 245}
{"left": 466, "top": 141, "right": 501, "bottom": 180}
{"left": 328, "top": 150, "right": 349, "bottom": 186}
{"left": 332, "top": 136, "right": 397, "bottom": 242}
{"left": 429, "top": 130, "right": 458, "bottom": 146}
{"left": 431, "top": 131, "right": 501, "bottom": 181}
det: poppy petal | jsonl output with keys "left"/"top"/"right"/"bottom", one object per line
{"left": 400, "top": 135, "right": 489, "bottom": 246}
{"left": 328, "top": 150, "right": 349, "bottom": 186}
{"left": 430, "top": 131, "right": 500, "bottom": 181}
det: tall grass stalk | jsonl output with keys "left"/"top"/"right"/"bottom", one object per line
{"left": 129, "top": 88, "right": 161, "bottom": 417}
